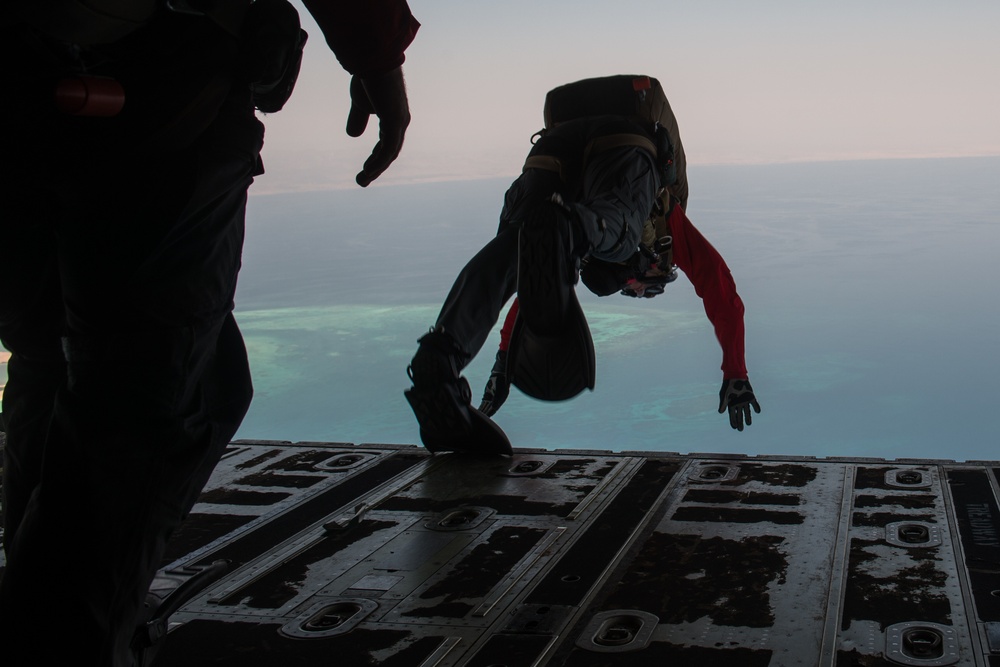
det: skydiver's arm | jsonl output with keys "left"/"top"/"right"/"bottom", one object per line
{"left": 667, "top": 204, "right": 747, "bottom": 379}
{"left": 668, "top": 205, "right": 761, "bottom": 429}
{"left": 479, "top": 299, "right": 519, "bottom": 417}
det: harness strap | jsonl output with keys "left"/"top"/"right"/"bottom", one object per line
{"left": 522, "top": 155, "right": 565, "bottom": 179}
{"left": 522, "top": 132, "right": 657, "bottom": 182}
{"left": 651, "top": 192, "right": 672, "bottom": 240}
{"left": 582, "top": 132, "right": 657, "bottom": 168}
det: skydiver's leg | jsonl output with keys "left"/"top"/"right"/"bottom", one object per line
{"left": 406, "top": 224, "right": 517, "bottom": 454}
{"left": 405, "top": 168, "right": 574, "bottom": 453}
{"left": 433, "top": 166, "right": 566, "bottom": 365}
{"left": 433, "top": 228, "right": 519, "bottom": 364}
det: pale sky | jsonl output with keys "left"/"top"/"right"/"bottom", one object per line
{"left": 252, "top": 0, "right": 1000, "bottom": 194}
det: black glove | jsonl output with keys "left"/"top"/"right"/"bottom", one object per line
{"left": 478, "top": 350, "right": 509, "bottom": 417}
{"left": 347, "top": 66, "right": 411, "bottom": 187}
{"left": 718, "top": 378, "right": 761, "bottom": 431}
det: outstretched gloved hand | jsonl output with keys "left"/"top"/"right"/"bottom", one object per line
{"left": 346, "top": 66, "right": 411, "bottom": 187}
{"left": 718, "top": 378, "right": 761, "bottom": 431}
{"left": 478, "top": 350, "right": 510, "bottom": 417}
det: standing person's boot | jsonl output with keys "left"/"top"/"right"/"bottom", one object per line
{"left": 405, "top": 327, "right": 512, "bottom": 456}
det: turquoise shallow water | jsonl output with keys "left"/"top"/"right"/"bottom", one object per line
{"left": 232, "top": 157, "right": 1000, "bottom": 460}
{"left": 234, "top": 302, "right": 716, "bottom": 448}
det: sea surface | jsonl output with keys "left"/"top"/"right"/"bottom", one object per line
{"left": 3, "top": 157, "right": 998, "bottom": 461}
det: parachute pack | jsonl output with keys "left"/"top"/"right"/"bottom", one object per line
{"left": 529, "top": 75, "right": 688, "bottom": 299}
{"left": 535, "top": 74, "right": 687, "bottom": 202}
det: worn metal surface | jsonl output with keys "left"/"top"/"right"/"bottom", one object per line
{"left": 12, "top": 437, "right": 998, "bottom": 666}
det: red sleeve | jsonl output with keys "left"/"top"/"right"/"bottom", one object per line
{"left": 668, "top": 206, "right": 748, "bottom": 379}
{"left": 498, "top": 299, "right": 519, "bottom": 352}
{"left": 301, "top": 0, "right": 420, "bottom": 76}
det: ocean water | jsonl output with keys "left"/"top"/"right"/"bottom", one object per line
{"left": 231, "top": 156, "right": 1000, "bottom": 461}
{"left": 3, "top": 158, "right": 998, "bottom": 461}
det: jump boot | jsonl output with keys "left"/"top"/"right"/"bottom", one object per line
{"left": 405, "top": 327, "right": 512, "bottom": 456}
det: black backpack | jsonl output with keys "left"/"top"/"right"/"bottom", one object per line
{"left": 541, "top": 75, "right": 683, "bottom": 189}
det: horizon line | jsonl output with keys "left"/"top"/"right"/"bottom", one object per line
{"left": 249, "top": 151, "right": 1000, "bottom": 197}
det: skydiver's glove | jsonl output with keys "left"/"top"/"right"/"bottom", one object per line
{"left": 478, "top": 350, "right": 510, "bottom": 417}
{"left": 718, "top": 378, "right": 761, "bottom": 431}
{"left": 346, "top": 66, "right": 411, "bottom": 187}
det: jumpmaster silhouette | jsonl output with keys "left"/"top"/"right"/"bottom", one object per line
{"left": 406, "top": 75, "right": 760, "bottom": 456}
{"left": 0, "top": 2, "right": 418, "bottom": 665}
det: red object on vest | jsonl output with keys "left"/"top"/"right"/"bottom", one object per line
{"left": 632, "top": 76, "right": 651, "bottom": 92}
{"left": 54, "top": 76, "right": 126, "bottom": 117}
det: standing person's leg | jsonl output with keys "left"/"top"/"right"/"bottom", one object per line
{"left": 0, "top": 89, "right": 263, "bottom": 666}
{"left": 0, "top": 190, "right": 66, "bottom": 557}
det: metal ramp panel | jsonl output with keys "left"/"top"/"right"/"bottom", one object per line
{"left": 144, "top": 441, "right": 1000, "bottom": 666}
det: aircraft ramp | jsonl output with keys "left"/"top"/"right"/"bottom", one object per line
{"left": 139, "top": 441, "right": 1000, "bottom": 666}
